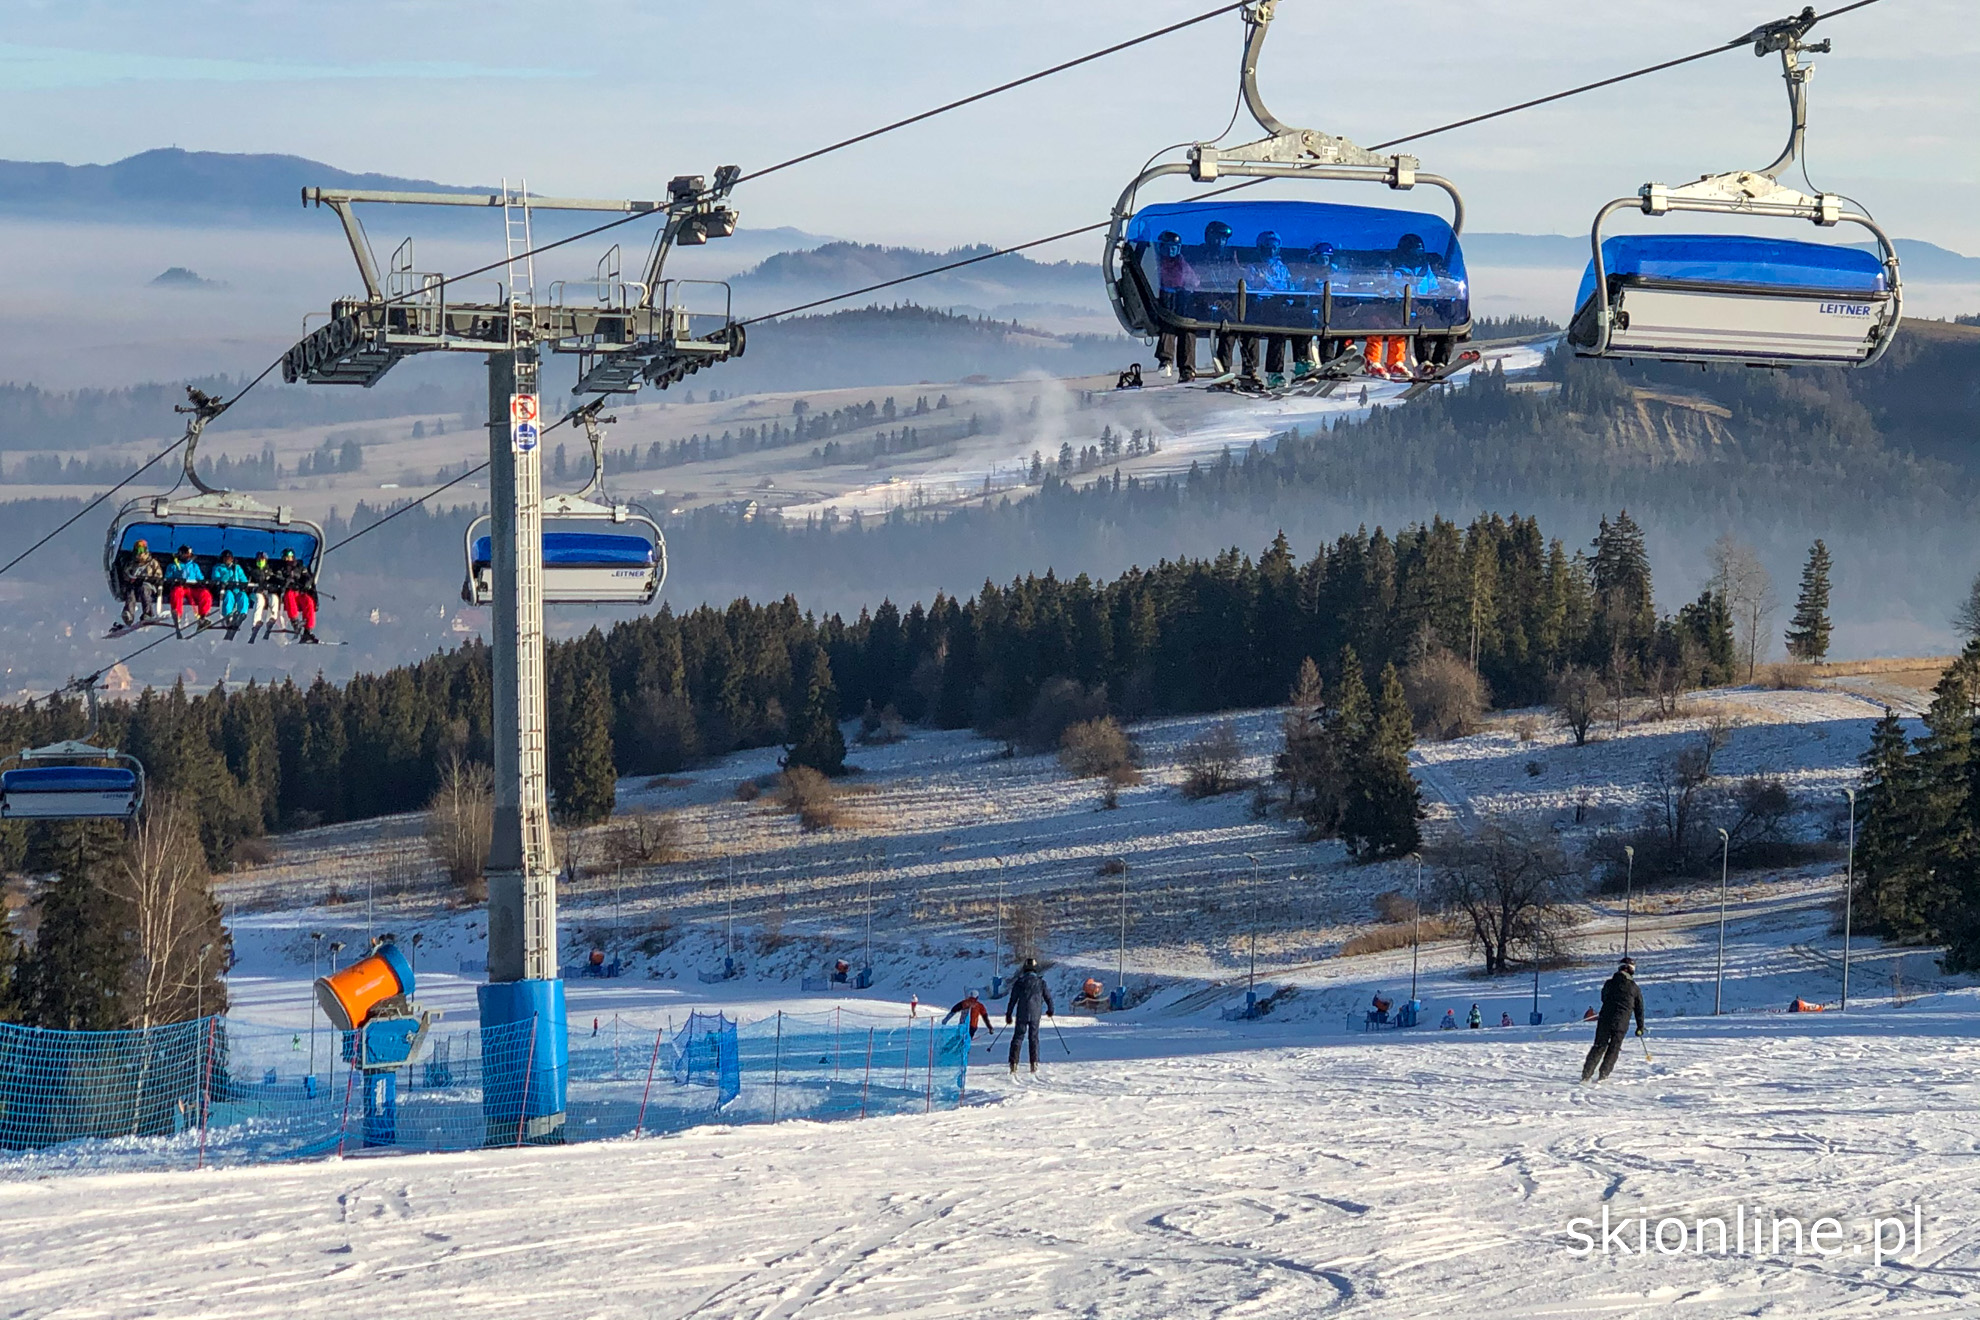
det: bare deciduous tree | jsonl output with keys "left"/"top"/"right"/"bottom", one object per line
{"left": 1433, "top": 821, "right": 1581, "bottom": 974}
{"left": 1180, "top": 720, "right": 1248, "bottom": 798}
{"left": 1709, "top": 534, "right": 1777, "bottom": 681}
{"left": 1553, "top": 665, "right": 1602, "bottom": 746}
{"left": 427, "top": 756, "right": 494, "bottom": 903}
{"left": 98, "top": 795, "right": 227, "bottom": 1030}
{"left": 1402, "top": 647, "right": 1490, "bottom": 741}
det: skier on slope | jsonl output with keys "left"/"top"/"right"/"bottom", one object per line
{"left": 943, "top": 991, "right": 993, "bottom": 1039}
{"left": 1467, "top": 1003, "right": 1483, "bottom": 1030}
{"left": 1580, "top": 957, "right": 1647, "bottom": 1083}
{"left": 1004, "top": 957, "right": 1055, "bottom": 1076}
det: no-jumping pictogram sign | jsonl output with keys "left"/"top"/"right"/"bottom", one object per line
{"left": 511, "top": 393, "right": 540, "bottom": 452}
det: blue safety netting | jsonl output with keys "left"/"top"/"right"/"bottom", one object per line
{"left": 673, "top": 1011, "right": 740, "bottom": 1105}
{"left": 1124, "top": 198, "right": 1469, "bottom": 331}
{"left": 1575, "top": 234, "right": 1889, "bottom": 307}
{"left": 471, "top": 532, "right": 656, "bottom": 569}
{"left": 0, "top": 1010, "right": 971, "bottom": 1178}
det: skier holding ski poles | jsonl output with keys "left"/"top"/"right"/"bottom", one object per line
{"left": 1580, "top": 957, "right": 1647, "bottom": 1083}
{"left": 1004, "top": 957, "right": 1054, "bottom": 1076}
{"left": 944, "top": 991, "right": 993, "bottom": 1040}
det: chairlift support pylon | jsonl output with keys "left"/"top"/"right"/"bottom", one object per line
{"left": 1569, "top": 7, "right": 1902, "bottom": 368}
{"left": 104, "top": 388, "right": 326, "bottom": 633}
{"left": 1103, "top": 0, "right": 1474, "bottom": 390}
{"left": 282, "top": 167, "right": 745, "bottom": 1144}
{"left": 0, "top": 676, "right": 144, "bottom": 821}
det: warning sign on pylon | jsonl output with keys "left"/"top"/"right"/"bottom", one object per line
{"left": 510, "top": 393, "right": 540, "bottom": 453}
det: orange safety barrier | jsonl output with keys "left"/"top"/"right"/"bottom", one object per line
{"left": 315, "top": 943, "right": 414, "bottom": 1031}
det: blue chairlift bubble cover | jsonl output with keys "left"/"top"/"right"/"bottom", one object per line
{"left": 1125, "top": 199, "right": 1467, "bottom": 330}
{"left": 1576, "top": 234, "right": 1888, "bottom": 307}
{"left": 118, "top": 521, "right": 320, "bottom": 565}
{"left": 2, "top": 765, "right": 139, "bottom": 793}
{"left": 472, "top": 531, "right": 656, "bottom": 569}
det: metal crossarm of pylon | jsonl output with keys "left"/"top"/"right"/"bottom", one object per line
{"left": 285, "top": 174, "right": 746, "bottom": 396}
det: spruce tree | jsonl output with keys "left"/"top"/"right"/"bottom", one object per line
{"left": 1855, "top": 706, "right": 1927, "bottom": 937}
{"left": 784, "top": 649, "right": 847, "bottom": 776}
{"left": 1343, "top": 663, "right": 1422, "bottom": 859}
{"left": 553, "top": 666, "right": 619, "bottom": 826}
{"left": 15, "top": 859, "right": 131, "bottom": 1031}
{"left": 1785, "top": 540, "right": 1833, "bottom": 662}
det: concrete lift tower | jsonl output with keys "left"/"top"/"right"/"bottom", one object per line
{"left": 283, "top": 172, "right": 744, "bottom": 1141}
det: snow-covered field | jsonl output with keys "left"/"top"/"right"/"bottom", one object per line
{"left": 7, "top": 680, "right": 1975, "bottom": 1318}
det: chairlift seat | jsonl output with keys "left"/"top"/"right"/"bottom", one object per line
{"left": 1569, "top": 234, "right": 1894, "bottom": 366}
{"left": 1118, "top": 199, "right": 1471, "bottom": 342}
{"left": 466, "top": 527, "right": 663, "bottom": 606}
{"left": 1, "top": 764, "right": 142, "bottom": 819}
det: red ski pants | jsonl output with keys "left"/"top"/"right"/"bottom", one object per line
{"left": 169, "top": 584, "right": 213, "bottom": 617}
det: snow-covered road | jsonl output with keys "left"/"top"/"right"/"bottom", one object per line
{"left": 3, "top": 1004, "right": 1975, "bottom": 1319}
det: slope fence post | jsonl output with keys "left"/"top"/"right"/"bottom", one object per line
{"left": 772, "top": 1010, "right": 785, "bottom": 1121}
{"left": 860, "top": 1027, "right": 875, "bottom": 1119}
{"left": 196, "top": 1015, "right": 216, "bottom": 1170}
{"left": 514, "top": 1016, "right": 538, "bottom": 1148}
{"left": 636, "top": 1025, "right": 666, "bottom": 1134}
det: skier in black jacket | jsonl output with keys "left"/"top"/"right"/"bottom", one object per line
{"left": 1004, "top": 957, "right": 1054, "bottom": 1075}
{"left": 1580, "top": 957, "right": 1647, "bottom": 1082}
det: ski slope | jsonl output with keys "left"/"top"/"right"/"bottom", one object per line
{"left": 2, "top": 999, "right": 1974, "bottom": 1318}
{"left": 6, "top": 681, "right": 1973, "bottom": 1317}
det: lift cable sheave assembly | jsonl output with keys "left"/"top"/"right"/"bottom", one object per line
{"left": 1568, "top": 3, "right": 1901, "bottom": 368}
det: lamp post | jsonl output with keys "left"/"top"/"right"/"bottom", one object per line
{"left": 1714, "top": 827, "right": 1730, "bottom": 1015}
{"left": 992, "top": 859, "right": 1006, "bottom": 992}
{"left": 1116, "top": 858, "right": 1129, "bottom": 998}
{"left": 1622, "top": 845, "right": 1635, "bottom": 957}
{"left": 1842, "top": 788, "right": 1857, "bottom": 1012}
{"left": 309, "top": 931, "right": 323, "bottom": 1076}
{"left": 196, "top": 942, "right": 212, "bottom": 1022}
{"left": 1246, "top": 854, "right": 1260, "bottom": 996}
{"left": 1410, "top": 853, "right": 1422, "bottom": 1004}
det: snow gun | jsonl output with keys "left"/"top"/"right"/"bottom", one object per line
{"left": 315, "top": 939, "right": 438, "bottom": 1072}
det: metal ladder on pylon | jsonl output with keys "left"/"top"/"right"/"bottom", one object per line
{"left": 503, "top": 179, "right": 558, "bottom": 979}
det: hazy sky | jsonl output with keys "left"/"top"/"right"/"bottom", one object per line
{"left": 3, "top": 0, "right": 1973, "bottom": 257}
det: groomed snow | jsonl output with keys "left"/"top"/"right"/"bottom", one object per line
{"left": 3, "top": 1001, "right": 1975, "bottom": 1318}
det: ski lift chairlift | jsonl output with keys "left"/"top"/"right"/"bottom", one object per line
{"left": 462, "top": 404, "right": 667, "bottom": 606}
{"left": 103, "top": 389, "right": 326, "bottom": 629}
{"left": 1102, "top": 0, "right": 1473, "bottom": 380}
{"left": 1568, "top": 8, "right": 1902, "bottom": 369}
{"left": 0, "top": 679, "right": 144, "bottom": 821}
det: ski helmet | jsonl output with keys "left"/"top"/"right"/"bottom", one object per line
{"left": 1619, "top": 957, "right": 1636, "bottom": 974}
{"left": 1022, "top": 957, "right": 1039, "bottom": 973}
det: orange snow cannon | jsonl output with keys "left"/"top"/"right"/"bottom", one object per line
{"left": 315, "top": 942, "right": 415, "bottom": 1032}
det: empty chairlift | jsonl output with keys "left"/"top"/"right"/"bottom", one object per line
{"left": 0, "top": 679, "right": 144, "bottom": 822}
{"left": 463, "top": 404, "right": 666, "bottom": 607}
{"left": 1569, "top": 9, "right": 1901, "bottom": 369}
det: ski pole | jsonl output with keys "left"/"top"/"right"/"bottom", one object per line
{"left": 1050, "top": 1017, "right": 1071, "bottom": 1055}
{"left": 1638, "top": 1032, "right": 1653, "bottom": 1063}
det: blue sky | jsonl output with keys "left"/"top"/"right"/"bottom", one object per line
{"left": 2, "top": 0, "right": 1972, "bottom": 253}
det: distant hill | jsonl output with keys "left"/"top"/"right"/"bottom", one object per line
{"left": 0, "top": 148, "right": 833, "bottom": 252}
{"left": 0, "top": 148, "right": 485, "bottom": 218}
{"left": 728, "top": 241, "right": 1104, "bottom": 319}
